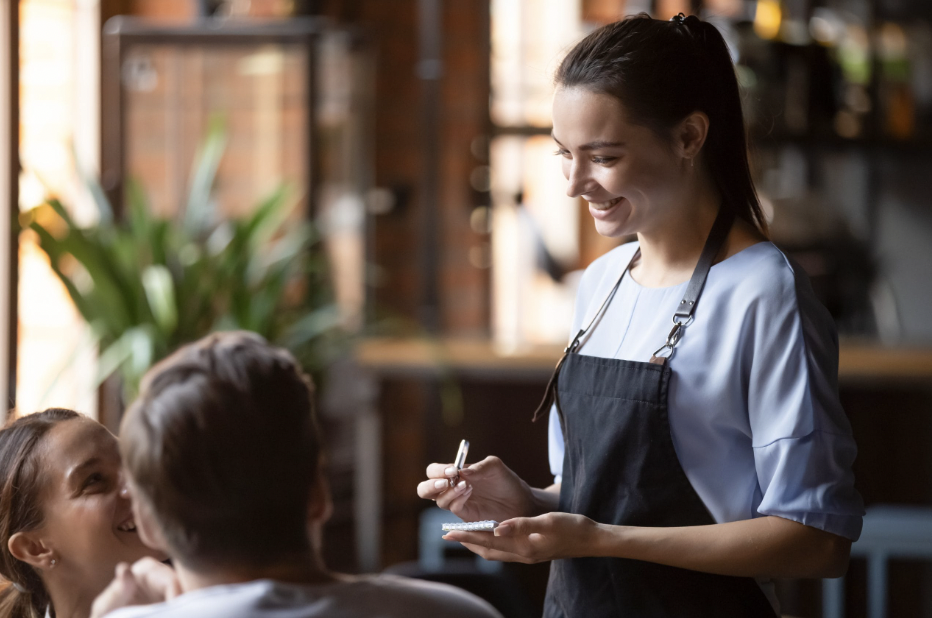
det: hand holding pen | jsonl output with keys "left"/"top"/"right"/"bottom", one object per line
{"left": 416, "top": 439, "right": 543, "bottom": 524}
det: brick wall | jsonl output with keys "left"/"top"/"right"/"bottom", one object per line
{"left": 129, "top": 0, "right": 196, "bottom": 21}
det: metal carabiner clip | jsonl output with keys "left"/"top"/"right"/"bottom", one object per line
{"left": 652, "top": 315, "right": 693, "bottom": 361}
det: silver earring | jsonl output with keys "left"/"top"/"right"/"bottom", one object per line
{"left": 49, "top": 559, "right": 57, "bottom": 568}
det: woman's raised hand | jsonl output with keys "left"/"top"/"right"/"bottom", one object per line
{"left": 417, "top": 456, "right": 538, "bottom": 523}
{"left": 90, "top": 558, "right": 181, "bottom": 618}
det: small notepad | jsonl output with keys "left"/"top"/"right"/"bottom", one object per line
{"left": 441, "top": 520, "right": 499, "bottom": 532}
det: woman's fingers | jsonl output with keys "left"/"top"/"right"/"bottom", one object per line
{"left": 420, "top": 461, "right": 471, "bottom": 503}
{"left": 442, "top": 482, "right": 474, "bottom": 514}
{"left": 457, "top": 455, "right": 501, "bottom": 477}
{"left": 444, "top": 529, "right": 512, "bottom": 551}
{"left": 90, "top": 563, "right": 142, "bottom": 618}
{"left": 130, "top": 557, "right": 179, "bottom": 603}
{"left": 463, "top": 542, "right": 529, "bottom": 563}
{"left": 456, "top": 540, "right": 533, "bottom": 564}
{"left": 435, "top": 479, "right": 472, "bottom": 510}
{"left": 416, "top": 477, "right": 453, "bottom": 500}
{"left": 425, "top": 462, "right": 459, "bottom": 479}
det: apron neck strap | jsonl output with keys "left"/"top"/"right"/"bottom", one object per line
{"left": 532, "top": 203, "right": 735, "bottom": 422}
{"left": 530, "top": 247, "right": 639, "bottom": 423}
{"left": 650, "top": 204, "right": 735, "bottom": 365}
{"left": 675, "top": 204, "right": 735, "bottom": 322}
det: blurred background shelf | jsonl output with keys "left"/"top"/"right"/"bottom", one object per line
{"left": 355, "top": 337, "right": 932, "bottom": 384}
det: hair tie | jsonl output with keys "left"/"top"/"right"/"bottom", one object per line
{"left": 12, "top": 582, "right": 27, "bottom": 594}
{"left": 670, "top": 13, "right": 687, "bottom": 25}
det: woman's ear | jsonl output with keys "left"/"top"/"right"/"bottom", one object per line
{"left": 8, "top": 530, "right": 54, "bottom": 570}
{"left": 676, "top": 111, "right": 710, "bottom": 162}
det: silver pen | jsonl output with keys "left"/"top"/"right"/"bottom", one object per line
{"left": 449, "top": 439, "right": 470, "bottom": 488}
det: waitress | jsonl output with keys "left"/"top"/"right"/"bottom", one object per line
{"left": 418, "top": 13, "right": 863, "bottom": 617}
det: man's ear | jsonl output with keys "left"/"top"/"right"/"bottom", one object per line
{"left": 307, "top": 468, "right": 333, "bottom": 526}
{"left": 8, "top": 530, "right": 54, "bottom": 570}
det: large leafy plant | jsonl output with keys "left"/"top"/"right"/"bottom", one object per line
{"left": 26, "top": 122, "right": 342, "bottom": 399}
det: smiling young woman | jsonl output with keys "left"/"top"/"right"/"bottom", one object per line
{"left": 419, "top": 13, "right": 864, "bottom": 618}
{"left": 0, "top": 409, "right": 163, "bottom": 618}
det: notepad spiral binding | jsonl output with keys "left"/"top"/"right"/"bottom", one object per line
{"left": 441, "top": 520, "right": 499, "bottom": 532}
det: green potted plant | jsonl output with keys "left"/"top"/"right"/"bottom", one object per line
{"left": 25, "top": 120, "right": 344, "bottom": 402}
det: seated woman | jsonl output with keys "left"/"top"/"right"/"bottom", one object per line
{"left": 0, "top": 408, "right": 165, "bottom": 618}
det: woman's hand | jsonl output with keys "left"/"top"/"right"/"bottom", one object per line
{"left": 441, "top": 512, "right": 601, "bottom": 564}
{"left": 91, "top": 558, "right": 181, "bottom": 618}
{"left": 449, "top": 514, "right": 852, "bottom": 579}
{"left": 416, "top": 456, "right": 542, "bottom": 522}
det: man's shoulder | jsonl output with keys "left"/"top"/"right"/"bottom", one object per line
{"left": 341, "top": 575, "right": 502, "bottom": 617}
{"left": 105, "top": 576, "right": 501, "bottom": 618}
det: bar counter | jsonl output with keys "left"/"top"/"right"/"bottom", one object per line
{"left": 355, "top": 337, "right": 932, "bottom": 384}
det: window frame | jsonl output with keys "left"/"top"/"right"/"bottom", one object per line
{"left": 0, "top": 0, "right": 18, "bottom": 420}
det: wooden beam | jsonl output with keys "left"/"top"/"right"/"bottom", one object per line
{"left": 0, "top": 0, "right": 19, "bottom": 419}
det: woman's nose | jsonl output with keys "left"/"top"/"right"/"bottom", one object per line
{"left": 565, "top": 161, "right": 590, "bottom": 198}
{"left": 118, "top": 475, "right": 131, "bottom": 500}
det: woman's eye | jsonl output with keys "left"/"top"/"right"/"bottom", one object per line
{"left": 592, "top": 156, "right": 617, "bottom": 165}
{"left": 553, "top": 148, "right": 570, "bottom": 158}
{"left": 82, "top": 473, "right": 105, "bottom": 490}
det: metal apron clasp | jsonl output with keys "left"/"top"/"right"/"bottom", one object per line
{"left": 651, "top": 315, "right": 694, "bottom": 362}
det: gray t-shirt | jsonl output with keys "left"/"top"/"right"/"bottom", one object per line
{"left": 104, "top": 575, "right": 502, "bottom": 618}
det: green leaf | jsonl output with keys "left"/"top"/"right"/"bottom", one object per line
{"left": 184, "top": 116, "right": 227, "bottom": 237}
{"left": 242, "top": 184, "right": 293, "bottom": 250}
{"left": 282, "top": 305, "right": 342, "bottom": 349}
{"left": 142, "top": 265, "right": 178, "bottom": 335}
{"left": 126, "top": 179, "right": 151, "bottom": 245}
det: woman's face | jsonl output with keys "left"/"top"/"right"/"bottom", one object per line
{"left": 551, "top": 86, "right": 687, "bottom": 238}
{"left": 35, "top": 417, "right": 163, "bottom": 591}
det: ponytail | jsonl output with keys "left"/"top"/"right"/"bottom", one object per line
{"left": 0, "top": 580, "right": 49, "bottom": 618}
{"left": 556, "top": 13, "right": 768, "bottom": 234}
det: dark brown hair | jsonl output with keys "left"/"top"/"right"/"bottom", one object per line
{"left": 120, "top": 331, "right": 321, "bottom": 571}
{"left": 556, "top": 13, "right": 768, "bottom": 233}
{"left": 0, "top": 408, "right": 81, "bottom": 618}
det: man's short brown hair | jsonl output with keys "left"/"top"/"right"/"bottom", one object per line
{"left": 120, "top": 331, "right": 321, "bottom": 570}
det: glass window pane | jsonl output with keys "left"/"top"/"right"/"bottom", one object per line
{"left": 17, "top": 0, "right": 98, "bottom": 416}
{"left": 491, "top": 0, "right": 583, "bottom": 127}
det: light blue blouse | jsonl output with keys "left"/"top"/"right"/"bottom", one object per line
{"left": 549, "top": 241, "right": 864, "bottom": 541}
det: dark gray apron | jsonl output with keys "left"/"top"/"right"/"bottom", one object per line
{"left": 535, "top": 208, "right": 777, "bottom": 617}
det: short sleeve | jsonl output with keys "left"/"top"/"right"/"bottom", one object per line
{"left": 746, "top": 256, "right": 864, "bottom": 541}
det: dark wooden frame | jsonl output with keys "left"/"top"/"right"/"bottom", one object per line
{"left": 96, "top": 16, "right": 328, "bottom": 428}
{"left": 100, "top": 16, "right": 325, "bottom": 219}
{"left": 1, "top": 0, "right": 18, "bottom": 417}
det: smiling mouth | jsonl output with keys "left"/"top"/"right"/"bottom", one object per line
{"left": 117, "top": 519, "right": 137, "bottom": 533}
{"left": 588, "top": 196, "right": 623, "bottom": 211}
